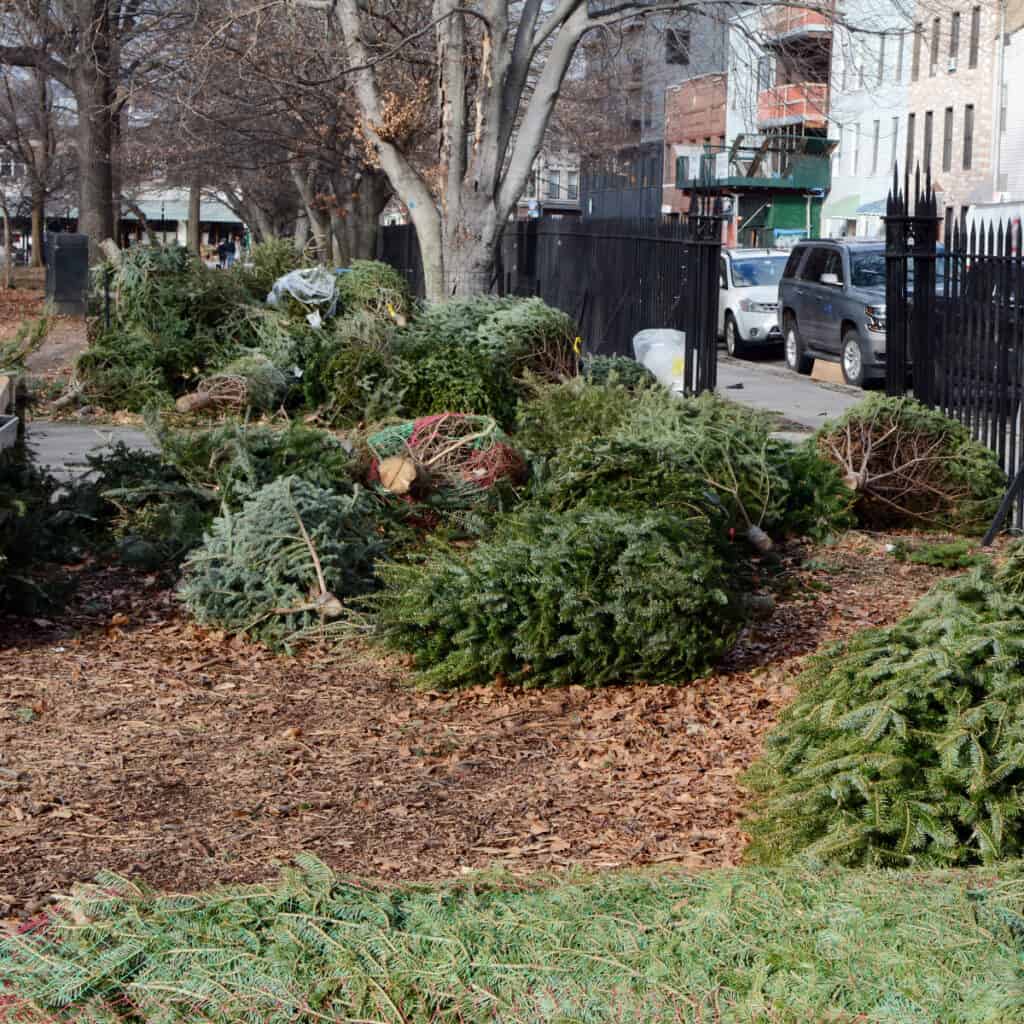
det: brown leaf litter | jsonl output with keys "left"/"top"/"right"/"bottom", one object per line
{"left": 0, "top": 533, "right": 962, "bottom": 917}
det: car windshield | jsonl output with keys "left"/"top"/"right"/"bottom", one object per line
{"left": 730, "top": 256, "right": 787, "bottom": 287}
{"left": 850, "top": 250, "right": 887, "bottom": 289}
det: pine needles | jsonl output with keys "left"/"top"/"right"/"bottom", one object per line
{"left": 2, "top": 858, "right": 1022, "bottom": 1023}
{"left": 744, "top": 547, "right": 1024, "bottom": 868}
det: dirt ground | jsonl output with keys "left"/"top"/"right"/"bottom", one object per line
{"left": 0, "top": 533, "right": 958, "bottom": 918}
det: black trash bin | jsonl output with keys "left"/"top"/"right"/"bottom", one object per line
{"left": 45, "top": 232, "right": 89, "bottom": 315}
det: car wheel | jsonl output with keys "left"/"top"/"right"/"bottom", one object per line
{"left": 841, "top": 330, "right": 866, "bottom": 388}
{"left": 724, "top": 313, "right": 746, "bottom": 358}
{"left": 784, "top": 319, "right": 813, "bottom": 375}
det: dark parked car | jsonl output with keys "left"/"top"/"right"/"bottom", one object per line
{"left": 778, "top": 239, "right": 889, "bottom": 387}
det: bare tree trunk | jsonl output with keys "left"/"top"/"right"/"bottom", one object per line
{"left": 188, "top": 180, "right": 201, "bottom": 256}
{"left": 329, "top": 169, "right": 391, "bottom": 267}
{"left": 1, "top": 204, "right": 12, "bottom": 290}
{"left": 293, "top": 211, "right": 310, "bottom": 252}
{"left": 30, "top": 186, "right": 44, "bottom": 268}
{"left": 289, "top": 161, "right": 330, "bottom": 263}
{"left": 30, "top": 69, "right": 48, "bottom": 268}
{"left": 122, "top": 199, "right": 158, "bottom": 245}
{"left": 72, "top": 64, "right": 115, "bottom": 257}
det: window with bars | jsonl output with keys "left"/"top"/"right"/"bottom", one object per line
{"left": 950, "top": 12, "right": 960, "bottom": 60}
{"left": 907, "top": 111, "right": 916, "bottom": 169}
{"left": 969, "top": 6, "right": 980, "bottom": 67}
{"left": 546, "top": 170, "right": 561, "bottom": 199}
{"left": 878, "top": 33, "right": 887, "bottom": 84}
{"left": 912, "top": 23, "right": 923, "bottom": 80}
{"left": 891, "top": 116, "right": 900, "bottom": 169}
{"left": 923, "top": 110, "right": 934, "bottom": 168}
{"left": 896, "top": 30, "right": 905, "bottom": 81}
{"left": 930, "top": 17, "right": 940, "bottom": 75}
{"left": 567, "top": 171, "right": 579, "bottom": 200}
{"left": 943, "top": 107, "right": 954, "bottom": 171}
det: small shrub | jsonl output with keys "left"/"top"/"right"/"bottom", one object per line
{"left": 76, "top": 328, "right": 173, "bottom": 410}
{"left": 892, "top": 538, "right": 985, "bottom": 569}
{"left": 744, "top": 557, "right": 1024, "bottom": 867}
{"left": 816, "top": 395, "right": 1005, "bottom": 533}
{"left": 374, "top": 508, "right": 744, "bottom": 689}
{"left": 338, "top": 260, "right": 413, "bottom": 323}
{"left": 80, "top": 443, "right": 213, "bottom": 568}
{"left": 512, "top": 375, "right": 646, "bottom": 455}
{"left": 581, "top": 353, "right": 657, "bottom": 389}
{"left": 392, "top": 297, "right": 520, "bottom": 424}
{"left": 304, "top": 312, "right": 400, "bottom": 424}
{"left": 0, "top": 444, "right": 73, "bottom": 612}
{"left": 155, "top": 420, "right": 356, "bottom": 508}
{"left": 477, "top": 298, "right": 577, "bottom": 380}
{"left": 240, "top": 237, "right": 306, "bottom": 300}
{"left": 179, "top": 476, "right": 386, "bottom": 649}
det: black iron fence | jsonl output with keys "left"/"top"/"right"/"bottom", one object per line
{"left": 377, "top": 208, "right": 724, "bottom": 395}
{"left": 886, "top": 167, "right": 1024, "bottom": 531}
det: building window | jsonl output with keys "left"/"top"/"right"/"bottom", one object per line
{"left": 0, "top": 158, "right": 15, "bottom": 179}
{"left": 567, "top": 171, "right": 579, "bottom": 201}
{"left": 896, "top": 30, "right": 905, "bottom": 81}
{"left": 756, "top": 54, "right": 773, "bottom": 91}
{"left": 853, "top": 123, "right": 861, "bottom": 175}
{"left": 871, "top": 119, "right": 881, "bottom": 174}
{"left": 923, "top": 110, "right": 934, "bottom": 168}
{"left": 963, "top": 103, "right": 974, "bottom": 169}
{"left": 878, "top": 33, "right": 887, "bottom": 85}
{"left": 526, "top": 172, "right": 536, "bottom": 198}
{"left": 950, "top": 12, "right": 960, "bottom": 61}
{"left": 969, "top": 6, "right": 980, "bottom": 68}
{"left": 675, "top": 155, "right": 690, "bottom": 186}
{"left": 943, "top": 106, "right": 954, "bottom": 171}
{"left": 907, "top": 111, "right": 916, "bottom": 169}
{"left": 891, "top": 116, "right": 900, "bottom": 169}
{"left": 666, "top": 28, "right": 690, "bottom": 66}
{"left": 546, "top": 170, "right": 560, "bottom": 199}
{"left": 930, "top": 17, "right": 940, "bottom": 75}
{"left": 912, "top": 23, "right": 923, "bottom": 80}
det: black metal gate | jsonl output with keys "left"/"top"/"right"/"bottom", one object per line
{"left": 379, "top": 205, "right": 723, "bottom": 396}
{"left": 886, "top": 166, "right": 1024, "bottom": 529}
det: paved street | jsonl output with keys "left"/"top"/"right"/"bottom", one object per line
{"left": 716, "top": 352, "right": 863, "bottom": 433}
{"left": 26, "top": 420, "right": 156, "bottom": 481}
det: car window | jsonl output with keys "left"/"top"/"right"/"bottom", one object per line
{"left": 730, "top": 256, "right": 788, "bottom": 287}
{"left": 850, "top": 250, "right": 887, "bottom": 289}
{"left": 783, "top": 247, "right": 805, "bottom": 279}
{"left": 720, "top": 257, "right": 728, "bottom": 289}
{"left": 821, "top": 250, "right": 844, "bottom": 284}
{"left": 798, "top": 247, "right": 832, "bottom": 282}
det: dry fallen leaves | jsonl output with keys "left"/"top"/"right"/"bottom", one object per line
{"left": 0, "top": 532, "right": 963, "bottom": 916}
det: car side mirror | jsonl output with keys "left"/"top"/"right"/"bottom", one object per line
{"left": 820, "top": 272, "right": 840, "bottom": 286}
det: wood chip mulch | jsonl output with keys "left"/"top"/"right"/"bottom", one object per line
{"left": 0, "top": 534, "right": 958, "bottom": 918}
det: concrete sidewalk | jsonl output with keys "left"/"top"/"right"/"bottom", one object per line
{"left": 716, "top": 355, "right": 863, "bottom": 432}
{"left": 26, "top": 420, "right": 156, "bottom": 481}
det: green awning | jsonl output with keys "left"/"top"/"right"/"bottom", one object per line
{"left": 820, "top": 193, "right": 861, "bottom": 221}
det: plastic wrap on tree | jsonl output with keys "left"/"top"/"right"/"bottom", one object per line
{"left": 266, "top": 267, "right": 339, "bottom": 325}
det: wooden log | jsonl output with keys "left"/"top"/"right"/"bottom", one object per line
{"left": 378, "top": 455, "right": 420, "bottom": 495}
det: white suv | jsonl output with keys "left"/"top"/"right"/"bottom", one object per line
{"left": 718, "top": 249, "right": 789, "bottom": 358}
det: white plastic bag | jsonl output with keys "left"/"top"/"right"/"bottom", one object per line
{"left": 266, "top": 267, "right": 339, "bottom": 324}
{"left": 632, "top": 329, "right": 686, "bottom": 393}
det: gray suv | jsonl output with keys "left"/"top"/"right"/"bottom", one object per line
{"left": 778, "top": 240, "right": 887, "bottom": 387}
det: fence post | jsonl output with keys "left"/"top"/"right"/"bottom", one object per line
{"left": 885, "top": 166, "right": 911, "bottom": 396}
{"left": 910, "top": 168, "right": 940, "bottom": 406}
